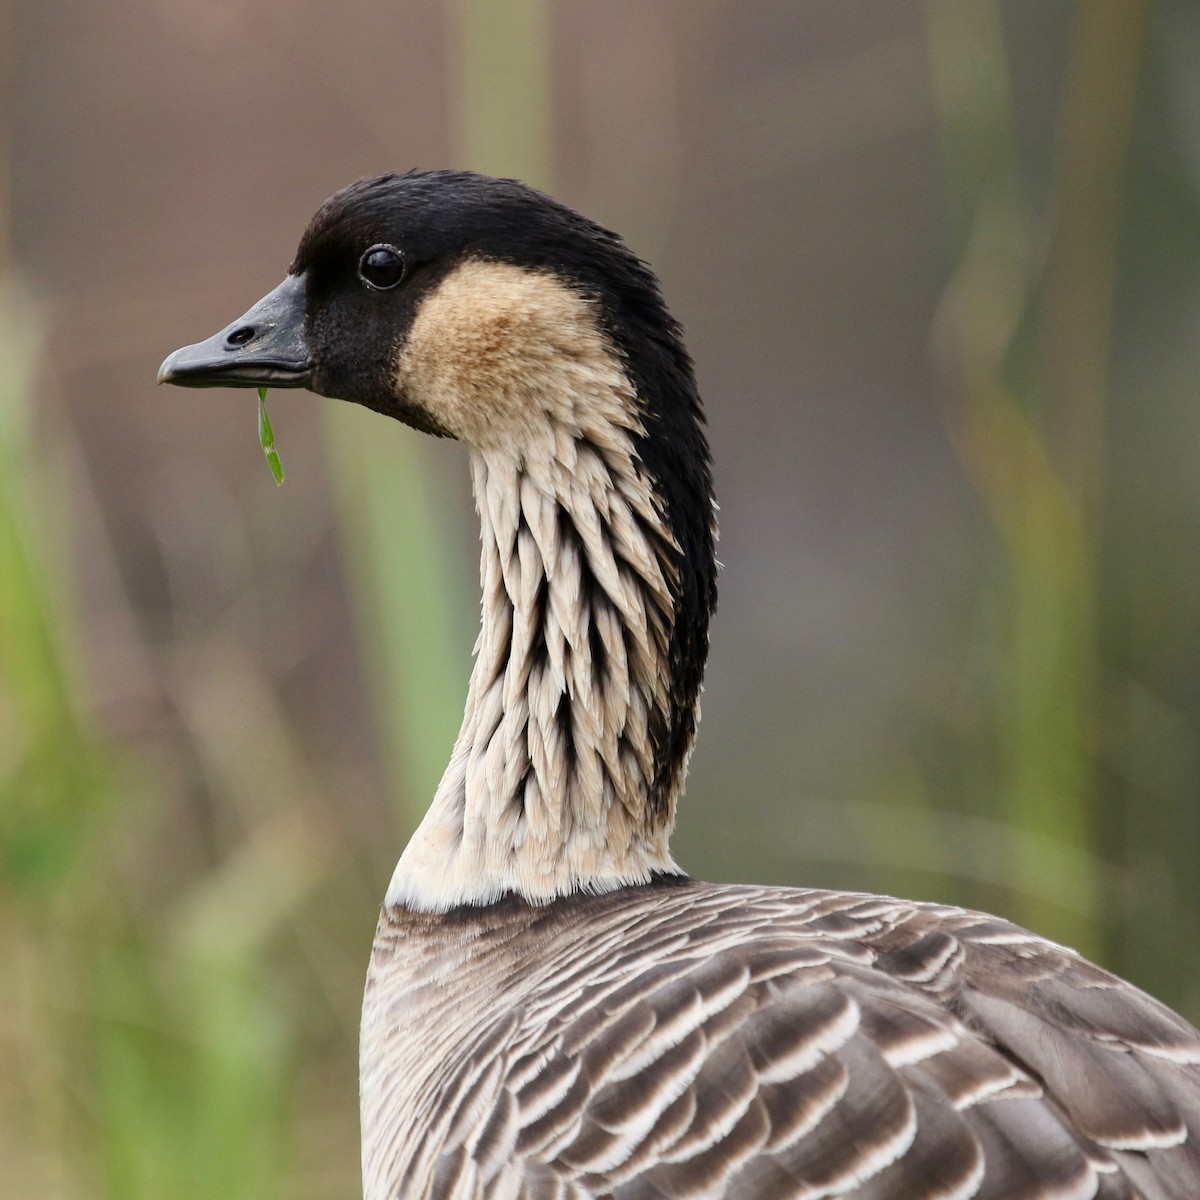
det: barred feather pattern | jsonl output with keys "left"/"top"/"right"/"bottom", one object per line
{"left": 360, "top": 880, "right": 1200, "bottom": 1200}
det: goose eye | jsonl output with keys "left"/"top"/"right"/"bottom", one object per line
{"left": 358, "top": 244, "right": 406, "bottom": 290}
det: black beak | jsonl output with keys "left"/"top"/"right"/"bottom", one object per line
{"left": 158, "top": 274, "right": 313, "bottom": 388}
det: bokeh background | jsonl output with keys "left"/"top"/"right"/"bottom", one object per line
{"left": 3, "top": 1, "right": 1199, "bottom": 1196}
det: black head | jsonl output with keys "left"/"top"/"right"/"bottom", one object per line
{"left": 162, "top": 172, "right": 689, "bottom": 431}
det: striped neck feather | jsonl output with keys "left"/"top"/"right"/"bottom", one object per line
{"left": 387, "top": 390, "right": 689, "bottom": 910}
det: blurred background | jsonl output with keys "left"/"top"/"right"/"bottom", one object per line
{"left": 2, "top": 0, "right": 1199, "bottom": 1196}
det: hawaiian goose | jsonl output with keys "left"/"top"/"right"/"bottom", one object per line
{"left": 160, "top": 171, "right": 1200, "bottom": 1200}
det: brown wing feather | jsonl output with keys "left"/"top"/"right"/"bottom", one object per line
{"left": 361, "top": 882, "right": 1200, "bottom": 1199}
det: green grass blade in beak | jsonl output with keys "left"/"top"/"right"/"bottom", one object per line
{"left": 258, "top": 387, "right": 285, "bottom": 486}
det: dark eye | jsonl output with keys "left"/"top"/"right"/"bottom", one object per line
{"left": 358, "top": 244, "right": 406, "bottom": 290}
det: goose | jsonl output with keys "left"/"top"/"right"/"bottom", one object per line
{"left": 159, "top": 170, "right": 1200, "bottom": 1200}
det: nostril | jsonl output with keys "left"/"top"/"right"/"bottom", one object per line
{"left": 226, "top": 325, "right": 256, "bottom": 347}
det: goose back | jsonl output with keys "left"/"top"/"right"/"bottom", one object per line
{"left": 362, "top": 879, "right": 1200, "bottom": 1199}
